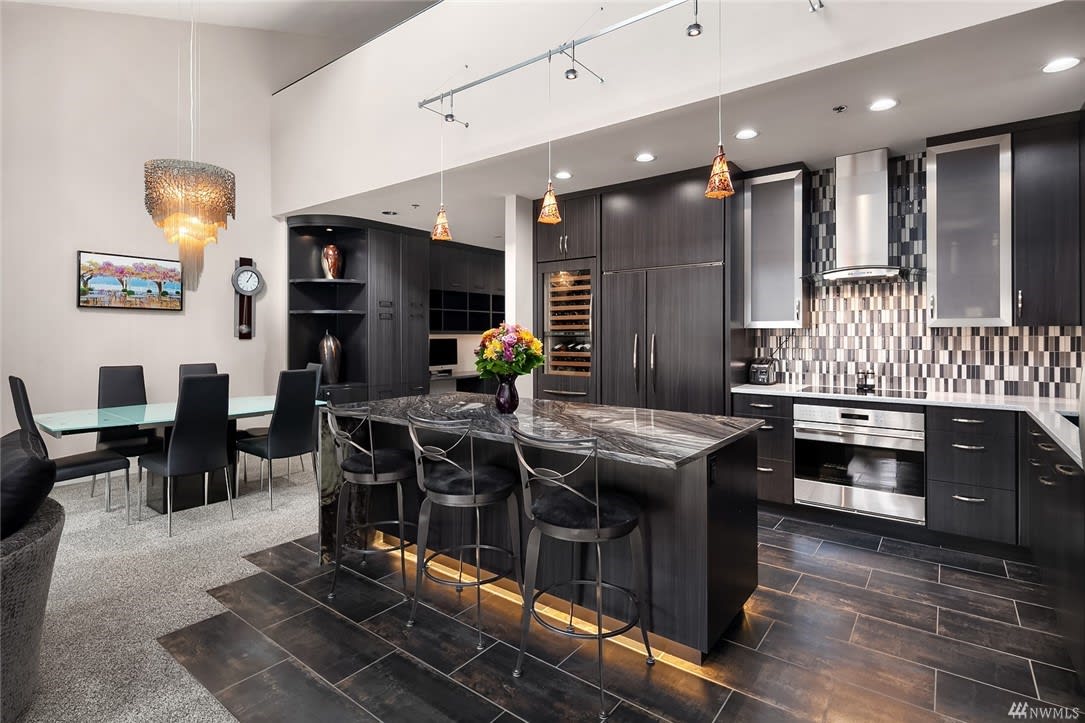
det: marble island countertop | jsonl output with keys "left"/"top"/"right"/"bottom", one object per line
{"left": 733, "top": 384, "right": 1082, "bottom": 468}
{"left": 355, "top": 393, "right": 762, "bottom": 469}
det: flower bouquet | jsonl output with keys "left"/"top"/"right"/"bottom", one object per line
{"left": 475, "top": 322, "right": 544, "bottom": 413}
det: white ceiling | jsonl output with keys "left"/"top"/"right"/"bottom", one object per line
{"left": 305, "top": 1, "right": 1085, "bottom": 249}
{"left": 12, "top": 0, "right": 436, "bottom": 40}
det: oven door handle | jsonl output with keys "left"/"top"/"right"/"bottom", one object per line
{"left": 794, "top": 425, "right": 925, "bottom": 452}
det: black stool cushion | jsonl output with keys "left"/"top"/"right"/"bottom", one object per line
{"left": 53, "top": 450, "right": 129, "bottom": 483}
{"left": 235, "top": 436, "right": 270, "bottom": 459}
{"left": 532, "top": 489, "right": 640, "bottom": 533}
{"left": 423, "top": 463, "right": 516, "bottom": 498}
{"left": 1, "top": 431, "right": 56, "bottom": 539}
{"left": 342, "top": 448, "right": 415, "bottom": 479}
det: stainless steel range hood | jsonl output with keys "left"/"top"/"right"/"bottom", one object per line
{"left": 817, "top": 148, "right": 915, "bottom": 283}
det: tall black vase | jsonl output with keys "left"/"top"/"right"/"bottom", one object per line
{"left": 494, "top": 374, "right": 519, "bottom": 414}
{"left": 318, "top": 331, "right": 341, "bottom": 384}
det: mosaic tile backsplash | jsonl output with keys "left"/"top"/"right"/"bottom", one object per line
{"left": 751, "top": 153, "right": 1083, "bottom": 399}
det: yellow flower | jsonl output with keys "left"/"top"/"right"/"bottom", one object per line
{"left": 530, "top": 339, "right": 542, "bottom": 354}
{"left": 522, "top": 330, "right": 534, "bottom": 343}
{"left": 483, "top": 345, "right": 498, "bottom": 360}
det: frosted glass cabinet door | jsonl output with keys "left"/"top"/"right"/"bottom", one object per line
{"left": 927, "top": 134, "right": 1012, "bottom": 327}
{"left": 744, "top": 169, "right": 806, "bottom": 328}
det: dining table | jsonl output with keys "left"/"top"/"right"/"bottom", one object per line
{"left": 35, "top": 396, "right": 326, "bottom": 513}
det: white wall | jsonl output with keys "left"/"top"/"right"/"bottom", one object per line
{"left": 0, "top": 3, "right": 337, "bottom": 457}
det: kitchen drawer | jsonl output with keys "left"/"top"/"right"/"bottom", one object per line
{"left": 927, "top": 431, "right": 1016, "bottom": 491}
{"left": 320, "top": 384, "right": 368, "bottom": 404}
{"left": 927, "top": 406, "right": 1016, "bottom": 437}
{"left": 755, "top": 459, "right": 793, "bottom": 505}
{"left": 928, "top": 480, "right": 1016, "bottom": 544}
{"left": 734, "top": 394, "right": 793, "bottom": 419}
{"left": 739, "top": 415, "right": 793, "bottom": 462}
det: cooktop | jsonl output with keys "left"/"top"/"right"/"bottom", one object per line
{"left": 801, "top": 386, "right": 929, "bottom": 400}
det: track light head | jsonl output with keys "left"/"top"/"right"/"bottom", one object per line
{"left": 686, "top": 22, "right": 702, "bottom": 37}
{"left": 444, "top": 113, "right": 455, "bottom": 122}
{"left": 565, "top": 66, "right": 578, "bottom": 80}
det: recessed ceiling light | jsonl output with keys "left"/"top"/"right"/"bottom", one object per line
{"left": 869, "top": 98, "right": 898, "bottom": 112}
{"left": 325, "top": 227, "right": 334, "bottom": 232}
{"left": 1042, "top": 57, "right": 1080, "bottom": 73}
{"left": 381, "top": 210, "right": 398, "bottom": 216}
{"left": 635, "top": 152, "right": 656, "bottom": 163}
{"left": 735, "top": 128, "right": 759, "bottom": 140}
{"left": 554, "top": 170, "right": 573, "bottom": 180}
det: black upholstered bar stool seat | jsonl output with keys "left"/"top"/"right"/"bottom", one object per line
{"left": 326, "top": 405, "right": 416, "bottom": 599}
{"left": 406, "top": 412, "right": 522, "bottom": 650}
{"left": 510, "top": 426, "right": 654, "bottom": 721}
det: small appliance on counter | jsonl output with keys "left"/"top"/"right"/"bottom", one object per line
{"left": 748, "top": 357, "right": 777, "bottom": 385}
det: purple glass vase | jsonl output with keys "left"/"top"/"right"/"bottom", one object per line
{"left": 494, "top": 374, "right": 519, "bottom": 414}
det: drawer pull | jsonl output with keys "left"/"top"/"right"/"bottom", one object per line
{"left": 1037, "top": 443, "right": 1057, "bottom": 452}
{"left": 951, "top": 418, "right": 985, "bottom": 425}
{"left": 756, "top": 466, "right": 774, "bottom": 474}
{"left": 761, "top": 425, "right": 775, "bottom": 431}
{"left": 951, "top": 443, "right": 985, "bottom": 451}
{"left": 1030, "top": 431, "right": 1044, "bottom": 438}
{"left": 951, "top": 494, "right": 986, "bottom": 503}
{"left": 750, "top": 403, "right": 774, "bottom": 409}
{"left": 1028, "top": 458, "right": 1042, "bottom": 467}
{"left": 542, "top": 389, "right": 588, "bottom": 397}
{"left": 1039, "top": 476, "right": 1056, "bottom": 487}
{"left": 1054, "top": 464, "right": 1079, "bottom": 477}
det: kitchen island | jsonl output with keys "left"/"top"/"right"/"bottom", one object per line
{"left": 317, "top": 392, "right": 762, "bottom": 662}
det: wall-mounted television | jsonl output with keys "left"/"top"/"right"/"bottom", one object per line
{"left": 78, "top": 250, "right": 183, "bottom": 311}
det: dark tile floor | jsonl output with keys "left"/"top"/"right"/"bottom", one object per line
{"left": 160, "top": 513, "right": 1085, "bottom": 722}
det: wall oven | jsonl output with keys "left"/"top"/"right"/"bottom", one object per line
{"left": 793, "top": 403, "right": 926, "bottom": 524}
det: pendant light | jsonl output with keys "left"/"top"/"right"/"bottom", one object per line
{"left": 432, "top": 98, "right": 452, "bottom": 241}
{"left": 144, "top": 4, "right": 236, "bottom": 290}
{"left": 538, "top": 52, "right": 562, "bottom": 225}
{"left": 705, "top": 0, "right": 735, "bottom": 200}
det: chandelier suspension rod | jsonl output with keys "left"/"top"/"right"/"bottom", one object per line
{"left": 417, "top": 0, "right": 688, "bottom": 110}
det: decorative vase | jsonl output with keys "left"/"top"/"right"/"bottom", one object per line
{"left": 494, "top": 374, "right": 519, "bottom": 414}
{"left": 320, "top": 244, "right": 342, "bottom": 279}
{"left": 318, "top": 330, "right": 341, "bottom": 384}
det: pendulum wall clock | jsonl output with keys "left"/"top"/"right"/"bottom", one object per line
{"left": 231, "top": 257, "right": 265, "bottom": 339}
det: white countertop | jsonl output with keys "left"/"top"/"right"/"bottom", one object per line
{"left": 732, "top": 383, "right": 1082, "bottom": 468}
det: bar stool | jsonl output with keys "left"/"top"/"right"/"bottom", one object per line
{"left": 406, "top": 413, "right": 522, "bottom": 650}
{"left": 509, "top": 426, "right": 654, "bottom": 721}
{"left": 325, "top": 404, "right": 415, "bottom": 599}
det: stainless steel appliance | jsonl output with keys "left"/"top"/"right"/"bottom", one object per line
{"left": 793, "top": 403, "right": 926, "bottom": 524}
{"left": 747, "top": 357, "right": 776, "bottom": 385}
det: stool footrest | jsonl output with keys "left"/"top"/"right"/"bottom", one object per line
{"left": 421, "top": 544, "right": 517, "bottom": 589}
{"left": 529, "top": 579, "right": 641, "bottom": 640}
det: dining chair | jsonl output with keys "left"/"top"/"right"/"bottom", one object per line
{"left": 236, "top": 368, "right": 319, "bottom": 510}
{"left": 137, "top": 374, "right": 233, "bottom": 537}
{"left": 8, "top": 376, "right": 135, "bottom": 523}
{"left": 238, "top": 362, "right": 321, "bottom": 480}
{"left": 509, "top": 425, "right": 654, "bottom": 721}
{"left": 178, "top": 363, "right": 217, "bottom": 392}
{"left": 95, "top": 365, "right": 162, "bottom": 509}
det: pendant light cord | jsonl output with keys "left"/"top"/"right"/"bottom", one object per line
{"left": 717, "top": 0, "right": 723, "bottom": 145}
{"left": 547, "top": 51, "right": 553, "bottom": 183}
{"left": 440, "top": 98, "right": 445, "bottom": 205}
{"left": 189, "top": 0, "right": 195, "bottom": 161}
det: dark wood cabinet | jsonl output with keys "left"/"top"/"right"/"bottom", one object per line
{"left": 535, "top": 194, "right": 599, "bottom": 263}
{"left": 1013, "top": 118, "right": 1082, "bottom": 326}
{"left": 601, "top": 168, "right": 723, "bottom": 271}
{"left": 598, "top": 265, "right": 724, "bottom": 414}
{"left": 401, "top": 235, "right": 430, "bottom": 393}
{"left": 368, "top": 230, "right": 403, "bottom": 387}
{"left": 927, "top": 480, "right": 1016, "bottom": 544}
{"left": 733, "top": 393, "right": 794, "bottom": 505}
{"left": 430, "top": 242, "right": 505, "bottom": 333}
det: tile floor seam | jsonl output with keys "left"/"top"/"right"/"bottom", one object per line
{"left": 711, "top": 689, "right": 734, "bottom": 722}
{"left": 1029, "top": 660, "right": 1042, "bottom": 700}
{"left": 332, "top": 649, "right": 395, "bottom": 687}
{"left": 862, "top": 571, "right": 1035, "bottom": 626}
{"left": 935, "top": 666, "right": 1065, "bottom": 710}
{"left": 756, "top": 619, "right": 775, "bottom": 650}
{"left": 788, "top": 573, "right": 803, "bottom": 595}
{"left": 210, "top": 657, "right": 292, "bottom": 698}
{"left": 1014, "top": 600, "right": 1023, "bottom": 626}
{"left": 256, "top": 604, "right": 320, "bottom": 631}
{"left": 265, "top": 568, "right": 404, "bottom": 630}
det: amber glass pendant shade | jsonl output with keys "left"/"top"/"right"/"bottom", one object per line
{"left": 432, "top": 204, "right": 452, "bottom": 241}
{"left": 144, "top": 159, "right": 236, "bottom": 290}
{"left": 537, "top": 182, "right": 562, "bottom": 225}
{"left": 705, "top": 145, "right": 735, "bottom": 199}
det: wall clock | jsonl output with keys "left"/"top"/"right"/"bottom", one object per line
{"left": 231, "top": 257, "right": 265, "bottom": 339}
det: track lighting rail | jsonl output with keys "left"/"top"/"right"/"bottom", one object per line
{"left": 417, "top": 0, "right": 687, "bottom": 112}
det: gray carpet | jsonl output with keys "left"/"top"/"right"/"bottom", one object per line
{"left": 21, "top": 464, "right": 319, "bottom": 722}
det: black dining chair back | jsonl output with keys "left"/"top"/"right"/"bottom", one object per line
{"left": 167, "top": 374, "right": 230, "bottom": 478}
{"left": 178, "top": 363, "right": 218, "bottom": 392}
{"left": 266, "top": 369, "right": 319, "bottom": 459}
{"left": 8, "top": 376, "right": 46, "bottom": 453}
{"left": 96, "top": 365, "right": 155, "bottom": 448}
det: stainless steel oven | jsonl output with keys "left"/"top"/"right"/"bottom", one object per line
{"left": 793, "top": 403, "right": 926, "bottom": 524}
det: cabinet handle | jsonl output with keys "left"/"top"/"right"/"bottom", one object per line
{"left": 952, "top": 494, "right": 986, "bottom": 503}
{"left": 587, "top": 288, "right": 593, "bottom": 339}
{"left": 1037, "top": 443, "right": 1058, "bottom": 452}
{"left": 649, "top": 333, "right": 656, "bottom": 378}
{"left": 1017, "top": 289, "right": 1023, "bottom": 319}
{"left": 1054, "top": 464, "right": 1078, "bottom": 476}
{"left": 951, "top": 418, "right": 985, "bottom": 425}
{"left": 795, "top": 299, "right": 800, "bottom": 321}
{"left": 1028, "top": 458, "right": 1042, "bottom": 467}
{"left": 542, "top": 389, "right": 588, "bottom": 397}
{"left": 756, "top": 466, "right": 774, "bottom": 474}
{"left": 951, "top": 443, "right": 985, "bottom": 451}
{"left": 750, "top": 403, "right": 774, "bottom": 409}
{"left": 761, "top": 425, "right": 775, "bottom": 431}
{"left": 1030, "top": 431, "right": 1044, "bottom": 438}
{"left": 1039, "top": 476, "right": 1056, "bottom": 487}
{"left": 633, "top": 333, "right": 639, "bottom": 392}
